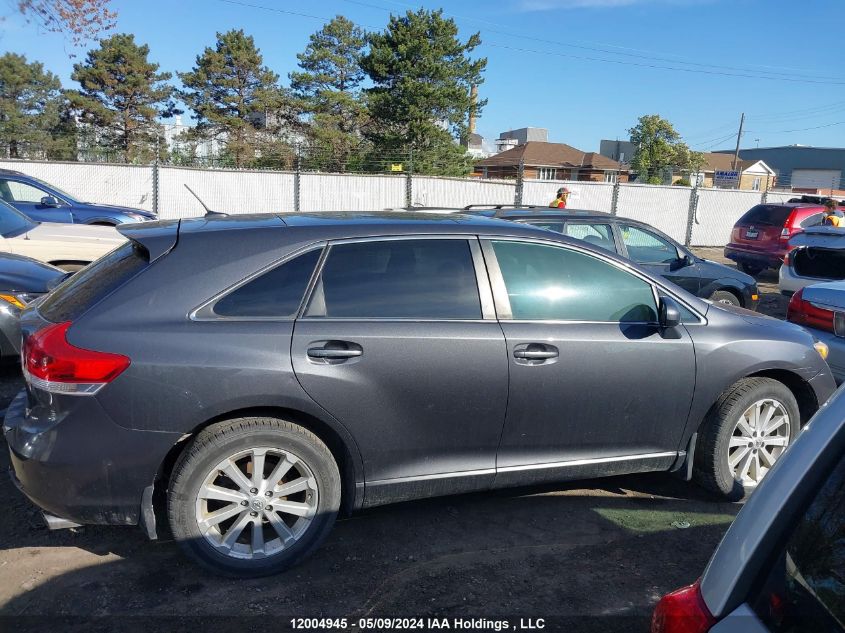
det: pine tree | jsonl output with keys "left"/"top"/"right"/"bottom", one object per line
{"left": 290, "top": 16, "right": 368, "bottom": 172}
{"left": 70, "top": 33, "right": 179, "bottom": 162}
{"left": 180, "top": 30, "right": 298, "bottom": 168}
{"left": 362, "top": 9, "right": 487, "bottom": 176}
{"left": 0, "top": 53, "right": 64, "bottom": 158}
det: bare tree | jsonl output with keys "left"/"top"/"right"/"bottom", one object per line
{"left": 16, "top": 0, "right": 116, "bottom": 47}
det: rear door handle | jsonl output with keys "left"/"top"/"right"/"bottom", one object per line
{"left": 513, "top": 343, "right": 559, "bottom": 362}
{"left": 306, "top": 341, "right": 363, "bottom": 362}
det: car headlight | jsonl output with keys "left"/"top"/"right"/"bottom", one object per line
{"left": 814, "top": 340, "right": 829, "bottom": 361}
{"left": 0, "top": 292, "right": 37, "bottom": 310}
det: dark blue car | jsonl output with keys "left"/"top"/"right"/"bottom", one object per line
{"left": 0, "top": 168, "right": 156, "bottom": 225}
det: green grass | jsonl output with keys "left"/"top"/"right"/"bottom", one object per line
{"left": 594, "top": 508, "right": 737, "bottom": 534}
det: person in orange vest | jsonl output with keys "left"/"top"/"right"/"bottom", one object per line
{"left": 823, "top": 199, "right": 844, "bottom": 227}
{"left": 549, "top": 187, "right": 570, "bottom": 208}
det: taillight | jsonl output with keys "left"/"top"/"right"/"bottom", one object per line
{"left": 783, "top": 250, "right": 791, "bottom": 266}
{"left": 787, "top": 288, "right": 835, "bottom": 333}
{"left": 23, "top": 321, "right": 130, "bottom": 395}
{"left": 779, "top": 227, "right": 797, "bottom": 242}
{"left": 651, "top": 581, "right": 716, "bottom": 633}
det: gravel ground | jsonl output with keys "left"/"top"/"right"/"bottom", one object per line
{"left": 0, "top": 252, "right": 776, "bottom": 631}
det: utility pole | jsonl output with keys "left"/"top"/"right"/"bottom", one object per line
{"left": 732, "top": 112, "right": 745, "bottom": 171}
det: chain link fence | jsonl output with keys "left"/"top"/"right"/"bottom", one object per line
{"left": 0, "top": 158, "right": 819, "bottom": 247}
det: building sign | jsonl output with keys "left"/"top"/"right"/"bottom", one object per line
{"left": 389, "top": 164, "right": 404, "bottom": 172}
{"left": 715, "top": 170, "right": 739, "bottom": 186}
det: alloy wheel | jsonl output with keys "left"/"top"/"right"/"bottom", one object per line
{"left": 194, "top": 447, "right": 319, "bottom": 560}
{"left": 728, "top": 398, "right": 790, "bottom": 486}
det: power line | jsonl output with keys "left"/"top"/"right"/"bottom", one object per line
{"left": 338, "top": 0, "right": 844, "bottom": 83}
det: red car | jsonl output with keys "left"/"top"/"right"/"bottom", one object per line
{"left": 724, "top": 203, "right": 828, "bottom": 275}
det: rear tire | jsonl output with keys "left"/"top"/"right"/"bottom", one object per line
{"left": 739, "top": 262, "right": 764, "bottom": 276}
{"left": 709, "top": 290, "right": 741, "bottom": 307}
{"left": 693, "top": 378, "right": 798, "bottom": 499}
{"left": 167, "top": 417, "right": 341, "bottom": 577}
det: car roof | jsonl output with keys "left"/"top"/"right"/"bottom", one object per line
{"left": 469, "top": 208, "right": 612, "bottom": 220}
{"left": 174, "top": 210, "right": 554, "bottom": 239}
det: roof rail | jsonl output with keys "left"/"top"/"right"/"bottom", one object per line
{"left": 462, "top": 204, "right": 542, "bottom": 210}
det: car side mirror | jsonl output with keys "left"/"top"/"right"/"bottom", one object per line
{"left": 40, "top": 196, "right": 61, "bottom": 208}
{"left": 659, "top": 296, "right": 682, "bottom": 329}
{"left": 669, "top": 254, "right": 691, "bottom": 271}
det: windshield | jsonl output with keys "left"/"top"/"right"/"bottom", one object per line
{"left": 0, "top": 198, "right": 38, "bottom": 237}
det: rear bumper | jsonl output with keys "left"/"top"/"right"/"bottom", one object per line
{"left": 3, "top": 389, "right": 180, "bottom": 527}
{"left": 724, "top": 245, "right": 784, "bottom": 269}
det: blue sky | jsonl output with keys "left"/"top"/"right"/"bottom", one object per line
{"left": 2, "top": 0, "right": 845, "bottom": 152}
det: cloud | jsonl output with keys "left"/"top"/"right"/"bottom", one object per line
{"left": 516, "top": 0, "right": 710, "bottom": 9}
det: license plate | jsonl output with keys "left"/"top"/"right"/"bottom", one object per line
{"left": 745, "top": 229, "right": 759, "bottom": 239}
{"left": 835, "top": 312, "right": 845, "bottom": 338}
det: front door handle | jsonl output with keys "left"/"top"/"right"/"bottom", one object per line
{"left": 306, "top": 341, "right": 363, "bottom": 363}
{"left": 513, "top": 343, "right": 559, "bottom": 363}
{"left": 307, "top": 348, "right": 362, "bottom": 359}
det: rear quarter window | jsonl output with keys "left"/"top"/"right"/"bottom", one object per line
{"left": 38, "top": 242, "right": 149, "bottom": 322}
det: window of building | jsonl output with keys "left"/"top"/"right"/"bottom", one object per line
{"left": 537, "top": 168, "right": 557, "bottom": 180}
{"left": 753, "top": 176, "right": 762, "bottom": 191}
{"left": 306, "top": 239, "right": 482, "bottom": 320}
{"left": 604, "top": 171, "right": 618, "bottom": 183}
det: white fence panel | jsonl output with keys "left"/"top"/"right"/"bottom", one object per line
{"left": 764, "top": 191, "right": 796, "bottom": 204}
{"left": 411, "top": 176, "right": 515, "bottom": 207}
{"left": 615, "top": 184, "right": 691, "bottom": 243}
{"left": 0, "top": 159, "right": 154, "bottom": 210}
{"left": 300, "top": 173, "right": 405, "bottom": 211}
{"left": 157, "top": 166, "right": 295, "bottom": 218}
{"left": 522, "top": 180, "right": 615, "bottom": 212}
{"left": 691, "top": 189, "right": 763, "bottom": 247}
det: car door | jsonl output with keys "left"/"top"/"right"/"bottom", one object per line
{"left": 0, "top": 178, "right": 73, "bottom": 223}
{"left": 482, "top": 237, "right": 697, "bottom": 486}
{"left": 617, "top": 223, "right": 701, "bottom": 295}
{"left": 291, "top": 236, "right": 509, "bottom": 503}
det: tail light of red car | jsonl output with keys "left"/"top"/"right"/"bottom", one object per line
{"left": 651, "top": 580, "right": 716, "bottom": 633}
{"left": 22, "top": 321, "right": 130, "bottom": 395}
{"left": 787, "top": 288, "right": 835, "bottom": 334}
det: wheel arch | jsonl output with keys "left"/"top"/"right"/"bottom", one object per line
{"left": 151, "top": 405, "right": 364, "bottom": 536}
{"left": 747, "top": 368, "right": 818, "bottom": 426}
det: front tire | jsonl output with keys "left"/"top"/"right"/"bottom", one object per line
{"left": 167, "top": 417, "right": 341, "bottom": 577}
{"left": 694, "top": 378, "right": 798, "bottom": 499}
{"left": 709, "top": 290, "right": 741, "bottom": 307}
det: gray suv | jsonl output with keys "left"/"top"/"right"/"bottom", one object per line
{"left": 3, "top": 212, "right": 836, "bottom": 577}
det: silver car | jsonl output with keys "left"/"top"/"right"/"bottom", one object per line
{"left": 652, "top": 384, "right": 845, "bottom": 633}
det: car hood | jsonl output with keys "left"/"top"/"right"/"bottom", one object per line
{"left": 0, "top": 253, "right": 64, "bottom": 293}
{"left": 20, "top": 222, "right": 126, "bottom": 245}
{"left": 800, "top": 280, "right": 845, "bottom": 311}
{"left": 707, "top": 301, "right": 804, "bottom": 331}
{"left": 788, "top": 226, "right": 845, "bottom": 249}
{"left": 697, "top": 258, "right": 756, "bottom": 284}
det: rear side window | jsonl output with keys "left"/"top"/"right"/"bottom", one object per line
{"left": 213, "top": 249, "right": 321, "bottom": 317}
{"left": 565, "top": 222, "right": 618, "bottom": 253}
{"left": 305, "top": 239, "right": 481, "bottom": 319}
{"left": 491, "top": 240, "right": 657, "bottom": 322}
{"left": 518, "top": 220, "right": 565, "bottom": 233}
{"left": 739, "top": 205, "right": 794, "bottom": 227}
{"left": 800, "top": 213, "right": 825, "bottom": 229}
{"left": 39, "top": 242, "right": 149, "bottom": 322}
{"left": 751, "top": 454, "right": 845, "bottom": 631}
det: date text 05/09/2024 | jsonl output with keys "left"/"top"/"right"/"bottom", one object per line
{"left": 289, "top": 618, "right": 546, "bottom": 630}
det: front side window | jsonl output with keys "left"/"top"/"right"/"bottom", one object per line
{"left": 518, "top": 219, "right": 564, "bottom": 233}
{"left": 751, "top": 454, "right": 845, "bottom": 631}
{"left": 620, "top": 225, "right": 680, "bottom": 264}
{"left": 213, "top": 248, "right": 322, "bottom": 317}
{"left": 491, "top": 240, "right": 657, "bottom": 322}
{"left": 305, "top": 239, "right": 481, "bottom": 319}
{"left": 564, "top": 223, "right": 617, "bottom": 253}
{"left": 1, "top": 180, "right": 49, "bottom": 203}
{"left": 0, "top": 199, "right": 37, "bottom": 237}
